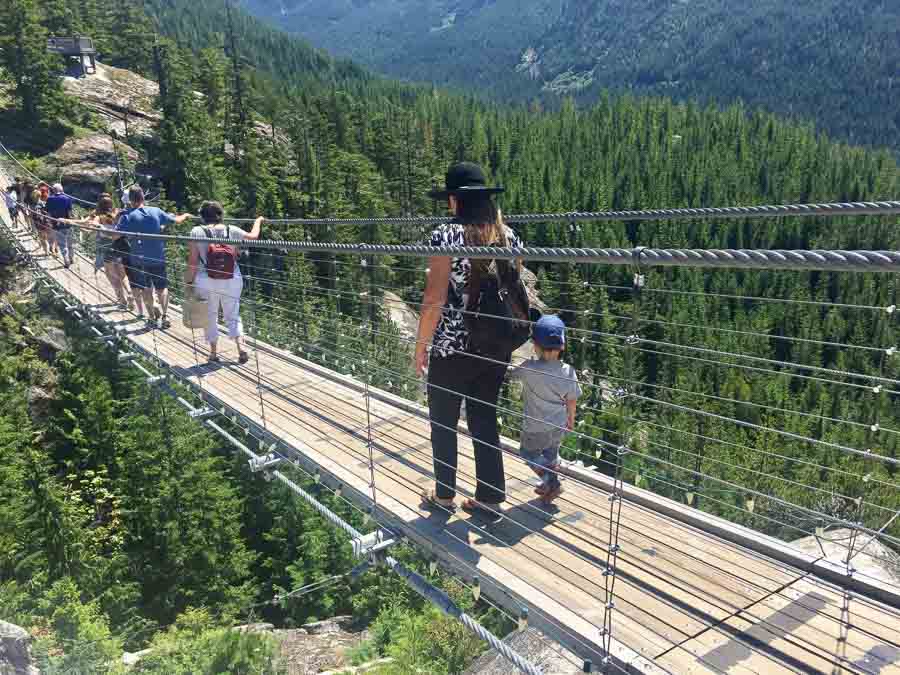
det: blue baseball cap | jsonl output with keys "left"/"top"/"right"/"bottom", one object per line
{"left": 533, "top": 314, "right": 566, "bottom": 349}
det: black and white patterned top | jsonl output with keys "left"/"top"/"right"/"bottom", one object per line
{"left": 429, "top": 222, "right": 523, "bottom": 359}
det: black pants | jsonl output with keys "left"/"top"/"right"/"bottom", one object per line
{"left": 428, "top": 352, "right": 508, "bottom": 503}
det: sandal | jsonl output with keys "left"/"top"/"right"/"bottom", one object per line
{"left": 208, "top": 354, "right": 221, "bottom": 364}
{"left": 461, "top": 498, "right": 503, "bottom": 518}
{"left": 421, "top": 490, "right": 456, "bottom": 512}
{"left": 541, "top": 484, "right": 563, "bottom": 505}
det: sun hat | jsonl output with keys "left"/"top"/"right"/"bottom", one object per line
{"left": 533, "top": 314, "right": 566, "bottom": 349}
{"left": 427, "top": 162, "right": 504, "bottom": 200}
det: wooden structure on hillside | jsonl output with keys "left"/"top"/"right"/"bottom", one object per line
{"left": 47, "top": 36, "right": 97, "bottom": 75}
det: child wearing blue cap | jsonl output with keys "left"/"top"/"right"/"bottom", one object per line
{"left": 509, "top": 314, "right": 581, "bottom": 504}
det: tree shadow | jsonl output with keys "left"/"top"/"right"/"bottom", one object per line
{"left": 0, "top": 108, "right": 75, "bottom": 157}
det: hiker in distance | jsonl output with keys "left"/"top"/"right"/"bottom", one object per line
{"left": 3, "top": 185, "right": 20, "bottom": 229}
{"left": 415, "top": 161, "right": 530, "bottom": 517}
{"left": 114, "top": 186, "right": 191, "bottom": 328}
{"left": 45, "top": 184, "right": 75, "bottom": 267}
{"left": 184, "top": 201, "right": 263, "bottom": 365}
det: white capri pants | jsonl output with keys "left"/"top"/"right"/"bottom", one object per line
{"left": 195, "top": 271, "right": 244, "bottom": 345}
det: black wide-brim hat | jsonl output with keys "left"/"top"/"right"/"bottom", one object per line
{"left": 428, "top": 161, "right": 505, "bottom": 200}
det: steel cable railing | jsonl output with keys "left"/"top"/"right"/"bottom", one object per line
{"left": 49, "top": 247, "right": 892, "bottom": 675}
{"left": 7, "top": 198, "right": 900, "bottom": 673}
{"left": 38, "top": 217, "right": 896, "bottom": 556}
{"left": 44, "top": 251, "right": 900, "bottom": 640}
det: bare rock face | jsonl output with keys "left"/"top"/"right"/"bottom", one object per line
{"left": 26, "top": 386, "right": 54, "bottom": 424}
{"left": 515, "top": 47, "right": 542, "bottom": 80}
{"left": 300, "top": 616, "right": 354, "bottom": 636}
{"left": 62, "top": 62, "right": 160, "bottom": 141}
{"left": 34, "top": 327, "right": 69, "bottom": 362}
{"left": 464, "top": 626, "right": 583, "bottom": 674}
{"left": 276, "top": 618, "right": 367, "bottom": 675}
{"left": 42, "top": 133, "right": 140, "bottom": 203}
{"left": 0, "top": 620, "right": 39, "bottom": 675}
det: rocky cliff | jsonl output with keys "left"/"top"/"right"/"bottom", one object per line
{"left": 1, "top": 62, "right": 156, "bottom": 203}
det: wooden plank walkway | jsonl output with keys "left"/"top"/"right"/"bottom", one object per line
{"left": 7, "top": 222, "right": 900, "bottom": 675}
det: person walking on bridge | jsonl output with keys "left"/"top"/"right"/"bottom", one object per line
{"left": 184, "top": 201, "right": 262, "bottom": 365}
{"left": 46, "top": 183, "right": 75, "bottom": 267}
{"left": 63, "top": 193, "right": 134, "bottom": 309}
{"left": 415, "top": 162, "right": 524, "bottom": 516}
{"left": 115, "top": 186, "right": 191, "bottom": 328}
{"left": 4, "top": 185, "right": 20, "bottom": 229}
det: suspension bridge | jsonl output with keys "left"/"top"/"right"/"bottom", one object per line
{"left": 2, "top": 195, "right": 900, "bottom": 674}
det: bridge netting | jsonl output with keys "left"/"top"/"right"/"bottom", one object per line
{"left": 3, "top": 194, "right": 900, "bottom": 674}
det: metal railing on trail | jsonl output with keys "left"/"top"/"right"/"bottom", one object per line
{"left": 5, "top": 196, "right": 900, "bottom": 674}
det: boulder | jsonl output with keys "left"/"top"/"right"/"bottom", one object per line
{"left": 0, "top": 620, "right": 39, "bottom": 675}
{"left": 34, "top": 328, "right": 69, "bottom": 362}
{"left": 26, "top": 386, "right": 54, "bottom": 424}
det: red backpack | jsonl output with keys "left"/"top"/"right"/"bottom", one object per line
{"left": 204, "top": 226, "right": 237, "bottom": 280}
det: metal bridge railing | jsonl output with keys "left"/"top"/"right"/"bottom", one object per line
{"left": 5, "top": 196, "right": 900, "bottom": 674}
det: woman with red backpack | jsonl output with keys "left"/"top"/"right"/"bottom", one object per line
{"left": 184, "top": 201, "right": 262, "bottom": 364}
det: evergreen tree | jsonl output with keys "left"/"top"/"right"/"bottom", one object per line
{"left": 0, "top": 0, "right": 65, "bottom": 119}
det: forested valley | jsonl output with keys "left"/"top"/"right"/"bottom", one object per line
{"left": 1, "top": 0, "right": 899, "bottom": 671}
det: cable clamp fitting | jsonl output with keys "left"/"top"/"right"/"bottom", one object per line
{"left": 625, "top": 334, "right": 640, "bottom": 346}
{"left": 188, "top": 407, "right": 218, "bottom": 421}
{"left": 353, "top": 530, "right": 395, "bottom": 561}
{"left": 248, "top": 452, "right": 283, "bottom": 481}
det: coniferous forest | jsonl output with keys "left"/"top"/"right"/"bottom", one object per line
{"left": 0, "top": 0, "right": 899, "bottom": 671}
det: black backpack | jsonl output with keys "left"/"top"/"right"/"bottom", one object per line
{"left": 464, "top": 253, "right": 533, "bottom": 361}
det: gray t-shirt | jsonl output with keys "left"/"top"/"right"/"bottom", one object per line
{"left": 509, "top": 358, "right": 582, "bottom": 451}
{"left": 191, "top": 224, "right": 247, "bottom": 274}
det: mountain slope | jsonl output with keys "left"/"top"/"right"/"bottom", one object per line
{"left": 145, "top": 0, "right": 369, "bottom": 87}
{"left": 237, "top": 0, "right": 900, "bottom": 151}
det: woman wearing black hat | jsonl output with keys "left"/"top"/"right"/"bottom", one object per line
{"left": 415, "top": 162, "right": 522, "bottom": 515}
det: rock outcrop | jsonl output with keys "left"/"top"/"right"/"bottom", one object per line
{"left": 276, "top": 617, "right": 368, "bottom": 674}
{"left": 42, "top": 133, "right": 140, "bottom": 202}
{"left": 0, "top": 620, "right": 39, "bottom": 675}
{"left": 62, "top": 63, "right": 160, "bottom": 141}
{"left": 464, "top": 626, "right": 583, "bottom": 674}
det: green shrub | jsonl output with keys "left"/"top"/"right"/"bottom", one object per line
{"left": 134, "top": 608, "right": 279, "bottom": 674}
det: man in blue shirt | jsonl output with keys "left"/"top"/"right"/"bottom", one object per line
{"left": 115, "top": 186, "right": 191, "bottom": 328}
{"left": 46, "top": 183, "right": 75, "bottom": 267}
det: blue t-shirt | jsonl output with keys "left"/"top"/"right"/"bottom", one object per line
{"left": 115, "top": 206, "right": 175, "bottom": 265}
{"left": 45, "top": 194, "right": 74, "bottom": 220}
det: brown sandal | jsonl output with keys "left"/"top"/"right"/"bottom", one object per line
{"left": 421, "top": 490, "right": 456, "bottom": 512}
{"left": 460, "top": 498, "right": 503, "bottom": 518}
